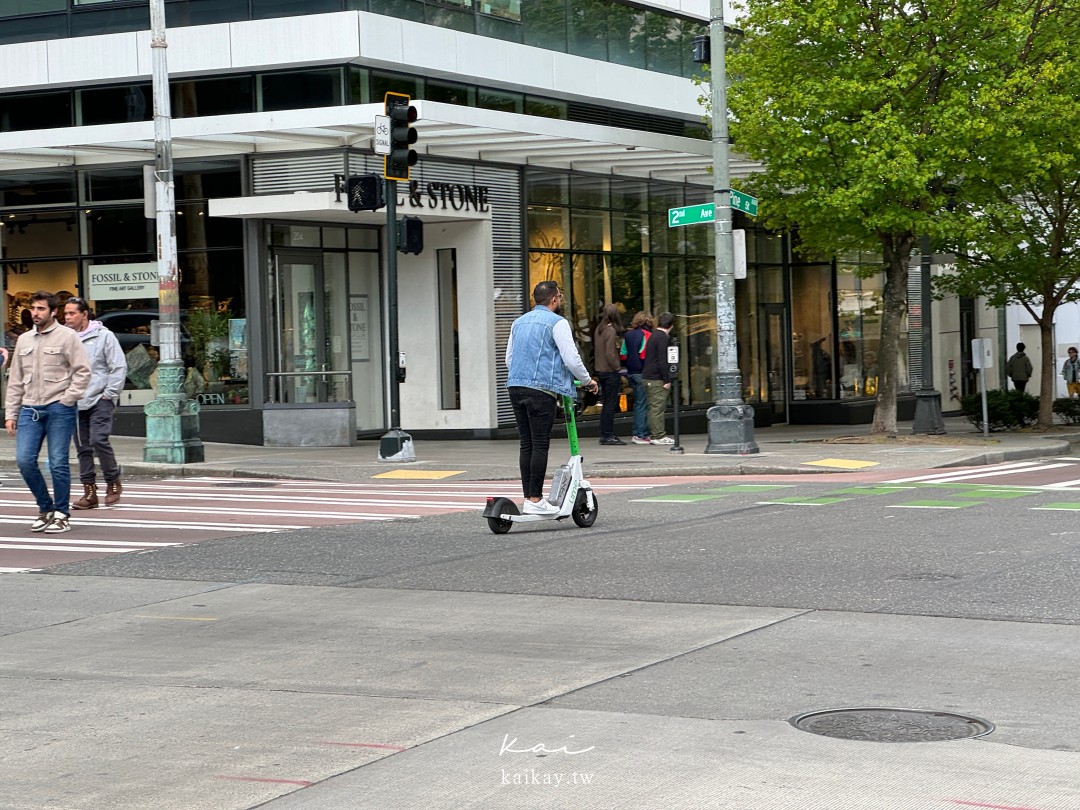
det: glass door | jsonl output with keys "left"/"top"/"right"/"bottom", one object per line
{"left": 764, "top": 303, "right": 788, "bottom": 422}
{"left": 269, "top": 249, "right": 350, "bottom": 404}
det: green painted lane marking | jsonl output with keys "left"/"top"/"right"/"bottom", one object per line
{"left": 827, "top": 486, "right": 912, "bottom": 496}
{"left": 963, "top": 490, "right": 1035, "bottom": 499}
{"left": 634, "top": 494, "right": 725, "bottom": 503}
{"left": 704, "top": 484, "right": 795, "bottom": 493}
{"left": 889, "top": 500, "right": 984, "bottom": 509}
{"left": 761, "top": 496, "right": 852, "bottom": 506}
{"left": 1033, "top": 503, "right": 1080, "bottom": 511}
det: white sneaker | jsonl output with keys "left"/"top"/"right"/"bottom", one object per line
{"left": 632, "top": 436, "right": 652, "bottom": 445}
{"left": 651, "top": 436, "right": 675, "bottom": 445}
{"left": 523, "top": 498, "right": 560, "bottom": 515}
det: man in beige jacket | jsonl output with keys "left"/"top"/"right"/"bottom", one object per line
{"left": 5, "top": 291, "right": 91, "bottom": 534}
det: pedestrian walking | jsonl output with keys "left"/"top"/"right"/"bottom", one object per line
{"left": 4, "top": 290, "right": 91, "bottom": 534}
{"left": 505, "top": 281, "right": 598, "bottom": 514}
{"left": 621, "top": 312, "right": 653, "bottom": 444}
{"left": 1062, "top": 347, "right": 1080, "bottom": 398}
{"left": 64, "top": 296, "right": 127, "bottom": 509}
{"left": 642, "top": 311, "right": 676, "bottom": 445}
{"left": 1005, "top": 343, "right": 1033, "bottom": 394}
{"left": 594, "top": 303, "right": 625, "bottom": 445}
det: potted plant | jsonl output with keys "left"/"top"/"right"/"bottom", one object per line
{"left": 187, "top": 307, "right": 231, "bottom": 382}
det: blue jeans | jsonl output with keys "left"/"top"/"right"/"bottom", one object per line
{"left": 628, "top": 373, "right": 648, "bottom": 438}
{"left": 16, "top": 401, "right": 77, "bottom": 515}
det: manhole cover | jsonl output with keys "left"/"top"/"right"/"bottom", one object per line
{"left": 213, "top": 481, "right": 279, "bottom": 488}
{"left": 790, "top": 708, "right": 993, "bottom": 742}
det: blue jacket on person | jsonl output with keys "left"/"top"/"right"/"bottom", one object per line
{"left": 505, "top": 305, "right": 577, "bottom": 398}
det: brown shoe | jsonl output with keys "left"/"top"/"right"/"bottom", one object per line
{"left": 72, "top": 483, "right": 98, "bottom": 510}
{"left": 105, "top": 480, "right": 122, "bottom": 506}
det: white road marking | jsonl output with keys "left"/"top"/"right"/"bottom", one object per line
{"left": 887, "top": 462, "right": 1074, "bottom": 484}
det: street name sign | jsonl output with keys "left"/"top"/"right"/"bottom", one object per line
{"left": 668, "top": 192, "right": 759, "bottom": 228}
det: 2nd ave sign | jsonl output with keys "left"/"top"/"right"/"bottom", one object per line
{"left": 668, "top": 191, "right": 759, "bottom": 227}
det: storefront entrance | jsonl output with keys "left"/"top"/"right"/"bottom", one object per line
{"left": 763, "top": 303, "right": 788, "bottom": 422}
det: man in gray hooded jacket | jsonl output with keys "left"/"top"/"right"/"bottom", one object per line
{"left": 64, "top": 297, "right": 127, "bottom": 509}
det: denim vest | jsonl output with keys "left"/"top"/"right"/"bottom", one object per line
{"left": 506, "top": 306, "right": 575, "bottom": 397}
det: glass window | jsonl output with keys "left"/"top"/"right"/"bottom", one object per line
{"left": 83, "top": 168, "right": 143, "bottom": 204}
{"left": 370, "top": 72, "right": 421, "bottom": 104}
{"left": 436, "top": 248, "right": 460, "bottom": 409}
{"left": 70, "top": 6, "right": 150, "bottom": 37}
{"left": 1, "top": 212, "right": 78, "bottom": 259}
{"left": 0, "top": 14, "right": 67, "bottom": 45}
{"left": 479, "top": 0, "right": 519, "bottom": 20}
{"left": 426, "top": 2, "right": 475, "bottom": 33}
{"left": 567, "top": 0, "right": 607, "bottom": 60}
{"left": 477, "top": 12, "right": 521, "bottom": 42}
{"left": 610, "top": 212, "right": 644, "bottom": 253}
{"left": 524, "top": 96, "right": 566, "bottom": 119}
{"left": 649, "top": 212, "right": 681, "bottom": 254}
{"left": 164, "top": 0, "right": 251, "bottom": 27}
{"left": 477, "top": 89, "right": 522, "bottom": 113}
{"left": 260, "top": 68, "right": 343, "bottom": 112}
{"left": 348, "top": 228, "right": 379, "bottom": 249}
{"left": 648, "top": 183, "right": 683, "bottom": 213}
{"left": 610, "top": 179, "right": 647, "bottom": 211}
{"left": 0, "top": 0, "right": 64, "bottom": 14}
{"left": 570, "top": 176, "right": 609, "bottom": 208}
{"left": 570, "top": 210, "right": 609, "bottom": 252}
{"left": 526, "top": 172, "right": 568, "bottom": 206}
{"left": 790, "top": 264, "right": 835, "bottom": 400}
{"left": 172, "top": 76, "right": 255, "bottom": 118}
{"left": 528, "top": 250, "right": 568, "bottom": 301}
{"left": 0, "top": 91, "right": 72, "bottom": 132}
{"left": 522, "top": 0, "right": 567, "bottom": 51}
{"left": 84, "top": 205, "right": 152, "bottom": 256}
{"left": 175, "top": 202, "right": 243, "bottom": 251}
{"left": 527, "top": 205, "right": 569, "bottom": 251}
{"left": 77, "top": 84, "right": 151, "bottom": 126}
{"left": 0, "top": 171, "right": 76, "bottom": 208}
{"left": 608, "top": 3, "right": 645, "bottom": 69}
{"left": 369, "top": 0, "right": 423, "bottom": 21}
{"left": 348, "top": 66, "right": 370, "bottom": 104}
{"left": 425, "top": 81, "right": 475, "bottom": 107}
{"left": 322, "top": 228, "right": 346, "bottom": 249}
{"left": 252, "top": 0, "right": 341, "bottom": 18}
{"left": 270, "top": 223, "right": 321, "bottom": 247}
{"left": 175, "top": 160, "right": 243, "bottom": 200}
{"left": 645, "top": 11, "right": 683, "bottom": 76}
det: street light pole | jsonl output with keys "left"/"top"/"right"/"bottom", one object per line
{"left": 143, "top": 0, "right": 204, "bottom": 463}
{"left": 911, "top": 235, "right": 945, "bottom": 434}
{"left": 704, "top": 0, "right": 759, "bottom": 454}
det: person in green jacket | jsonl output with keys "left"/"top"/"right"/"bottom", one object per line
{"left": 1006, "top": 342, "right": 1033, "bottom": 394}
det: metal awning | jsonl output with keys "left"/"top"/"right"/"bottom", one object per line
{"left": 0, "top": 101, "right": 761, "bottom": 185}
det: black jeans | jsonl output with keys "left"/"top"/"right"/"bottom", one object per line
{"left": 509, "top": 387, "right": 558, "bottom": 500}
{"left": 598, "top": 371, "right": 621, "bottom": 439}
{"left": 75, "top": 399, "right": 121, "bottom": 484}
{"left": 1012, "top": 379, "right": 1027, "bottom": 394}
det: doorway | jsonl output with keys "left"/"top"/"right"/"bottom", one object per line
{"left": 269, "top": 249, "right": 350, "bottom": 405}
{"left": 763, "top": 303, "right": 788, "bottom": 422}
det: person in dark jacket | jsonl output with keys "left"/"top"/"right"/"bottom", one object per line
{"left": 641, "top": 311, "right": 675, "bottom": 445}
{"left": 1006, "top": 342, "right": 1033, "bottom": 393}
{"left": 620, "top": 312, "right": 653, "bottom": 444}
{"left": 594, "top": 303, "right": 625, "bottom": 445}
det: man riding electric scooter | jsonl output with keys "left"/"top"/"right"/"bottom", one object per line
{"left": 503, "top": 281, "right": 598, "bottom": 516}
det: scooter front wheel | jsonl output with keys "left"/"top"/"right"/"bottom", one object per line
{"left": 572, "top": 489, "right": 598, "bottom": 528}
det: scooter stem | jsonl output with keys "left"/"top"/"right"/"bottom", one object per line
{"left": 562, "top": 393, "right": 580, "bottom": 456}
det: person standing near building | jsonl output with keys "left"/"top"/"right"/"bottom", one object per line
{"left": 1062, "top": 347, "right": 1080, "bottom": 398}
{"left": 64, "top": 297, "right": 127, "bottom": 509}
{"left": 621, "top": 312, "right": 653, "bottom": 444}
{"left": 5, "top": 291, "right": 91, "bottom": 534}
{"left": 594, "top": 303, "right": 625, "bottom": 445}
{"left": 642, "top": 311, "right": 676, "bottom": 446}
{"left": 1006, "top": 342, "right": 1033, "bottom": 394}
{"left": 505, "top": 281, "right": 598, "bottom": 514}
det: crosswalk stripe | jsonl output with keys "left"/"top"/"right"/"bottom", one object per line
{"left": 0, "top": 567, "right": 35, "bottom": 573}
{"left": 887, "top": 462, "right": 1073, "bottom": 484}
{"left": 0, "top": 516, "right": 300, "bottom": 532}
{"left": 0, "top": 544, "right": 148, "bottom": 553}
{"left": 0, "top": 536, "right": 180, "bottom": 547}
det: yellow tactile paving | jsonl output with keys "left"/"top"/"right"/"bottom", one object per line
{"left": 803, "top": 458, "right": 880, "bottom": 470}
{"left": 372, "top": 470, "right": 466, "bottom": 480}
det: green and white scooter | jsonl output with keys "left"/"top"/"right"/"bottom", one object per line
{"left": 482, "top": 391, "right": 598, "bottom": 534}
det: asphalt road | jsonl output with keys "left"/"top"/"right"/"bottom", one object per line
{"left": 4, "top": 466, "right": 1080, "bottom": 809}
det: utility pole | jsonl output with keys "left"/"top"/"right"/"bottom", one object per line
{"left": 704, "top": 0, "right": 759, "bottom": 454}
{"left": 912, "top": 235, "right": 945, "bottom": 433}
{"left": 143, "top": 0, "right": 204, "bottom": 463}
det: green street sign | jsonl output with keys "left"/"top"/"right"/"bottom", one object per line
{"left": 730, "top": 189, "right": 759, "bottom": 216}
{"left": 669, "top": 193, "right": 759, "bottom": 228}
{"left": 668, "top": 202, "right": 715, "bottom": 228}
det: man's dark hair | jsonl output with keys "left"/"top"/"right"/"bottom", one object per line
{"left": 657, "top": 311, "right": 675, "bottom": 330}
{"left": 533, "top": 280, "right": 559, "bottom": 306}
{"left": 30, "top": 290, "right": 57, "bottom": 311}
{"left": 1016, "top": 342, "right": 1025, "bottom": 352}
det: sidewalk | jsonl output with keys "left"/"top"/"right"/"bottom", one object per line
{"left": 1, "top": 416, "right": 1073, "bottom": 483}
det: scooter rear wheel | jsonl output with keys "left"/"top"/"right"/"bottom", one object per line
{"left": 484, "top": 496, "right": 518, "bottom": 534}
{"left": 571, "top": 488, "right": 598, "bottom": 527}
{"left": 487, "top": 516, "right": 513, "bottom": 534}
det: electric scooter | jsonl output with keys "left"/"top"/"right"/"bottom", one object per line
{"left": 482, "top": 391, "right": 598, "bottom": 534}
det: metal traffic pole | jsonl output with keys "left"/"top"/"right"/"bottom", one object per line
{"left": 143, "top": 0, "right": 203, "bottom": 463}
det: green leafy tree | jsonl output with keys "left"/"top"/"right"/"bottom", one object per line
{"left": 725, "top": 0, "right": 1047, "bottom": 434}
{"left": 934, "top": 10, "right": 1080, "bottom": 428}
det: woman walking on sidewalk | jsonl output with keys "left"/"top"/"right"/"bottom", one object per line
{"left": 594, "top": 304, "right": 625, "bottom": 445}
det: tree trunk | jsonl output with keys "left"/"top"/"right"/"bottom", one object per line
{"left": 871, "top": 234, "right": 914, "bottom": 435}
{"left": 1037, "top": 311, "right": 1057, "bottom": 428}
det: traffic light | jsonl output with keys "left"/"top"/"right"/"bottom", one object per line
{"left": 385, "top": 92, "right": 419, "bottom": 181}
{"left": 345, "top": 174, "right": 385, "bottom": 212}
{"left": 397, "top": 216, "right": 423, "bottom": 255}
